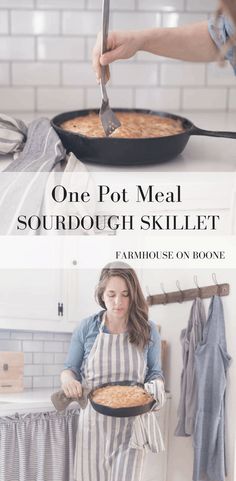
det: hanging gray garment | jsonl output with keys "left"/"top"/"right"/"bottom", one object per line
{"left": 0, "top": 116, "right": 66, "bottom": 234}
{"left": 193, "top": 296, "right": 232, "bottom": 481}
{"left": 175, "top": 297, "right": 206, "bottom": 436}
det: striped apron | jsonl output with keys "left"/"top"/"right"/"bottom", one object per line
{"left": 74, "top": 321, "right": 164, "bottom": 481}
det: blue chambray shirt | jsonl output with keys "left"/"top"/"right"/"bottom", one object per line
{"left": 208, "top": 14, "right": 236, "bottom": 74}
{"left": 64, "top": 311, "right": 163, "bottom": 383}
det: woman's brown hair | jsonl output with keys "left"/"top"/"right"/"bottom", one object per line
{"left": 95, "top": 262, "right": 150, "bottom": 350}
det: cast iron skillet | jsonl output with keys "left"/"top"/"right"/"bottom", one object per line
{"left": 51, "top": 108, "right": 236, "bottom": 166}
{"left": 89, "top": 380, "right": 155, "bottom": 417}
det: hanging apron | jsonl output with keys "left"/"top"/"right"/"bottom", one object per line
{"left": 74, "top": 319, "right": 164, "bottom": 481}
{"left": 193, "top": 296, "right": 232, "bottom": 481}
{"left": 175, "top": 297, "right": 206, "bottom": 437}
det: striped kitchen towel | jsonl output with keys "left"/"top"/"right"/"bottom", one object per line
{"left": 0, "top": 113, "right": 27, "bottom": 156}
{"left": 129, "top": 412, "right": 165, "bottom": 453}
{"left": 0, "top": 114, "right": 66, "bottom": 235}
{"left": 145, "top": 378, "right": 166, "bottom": 411}
{"left": 129, "top": 378, "right": 166, "bottom": 453}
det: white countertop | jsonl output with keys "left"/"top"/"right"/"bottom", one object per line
{"left": 1, "top": 111, "right": 236, "bottom": 172}
{"left": 0, "top": 389, "right": 55, "bottom": 416}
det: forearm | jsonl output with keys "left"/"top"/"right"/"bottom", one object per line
{"left": 138, "top": 21, "right": 219, "bottom": 62}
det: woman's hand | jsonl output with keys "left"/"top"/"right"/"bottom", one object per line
{"left": 62, "top": 379, "right": 82, "bottom": 399}
{"left": 61, "top": 369, "right": 82, "bottom": 398}
{"left": 92, "top": 30, "right": 142, "bottom": 81}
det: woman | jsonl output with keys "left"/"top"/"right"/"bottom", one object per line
{"left": 61, "top": 262, "right": 165, "bottom": 481}
{"left": 92, "top": 1, "right": 236, "bottom": 81}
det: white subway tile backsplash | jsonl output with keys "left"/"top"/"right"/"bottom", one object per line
{"left": 162, "top": 12, "right": 206, "bottom": 27}
{"left": 0, "top": 0, "right": 34, "bottom": 7}
{"left": 183, "top": 88, "right": 227, "bottom": 110}
{"left": 23, "top": 340, "right": 43, "bottom": 352}
{"left": 24, "top": 377, "right": 33, "bottom": 389}
{"left": 55, "top": 352, "right": 67, "bottom": 363}
{"left": 137, "top": 0, "right": 184, "bottom": 11}
{"left": 112, "top": 12, "right": 161, "bottom": 30}
{"left": 11, "top": 11, "right": 60, "bottom": 35}
{"left": 111, "top": 0, "right": 135, "bottom": 9}
{"left": 37, "top": 0, "right": 85, "bottom": 8}
{"left": 44, "top": 364, "right": 64, "bottom": 375}
{"left": 54, "top": 333, "right": 71, "bottom": 341}
{"left": 108, "top": 88, "right": 134, "bottom": 108}
{"left": 62, "top": 11, "right": 100, "bottom": 35}
{"left": 37, "top": 87, "right": 84, "bottom": 111}
{"left": 43, "top": 341, "right": 64, "bottom": 352}
{"left": 86, "top": 36, "right": 97, "bottom": 62}
{"left": 186, "top": 0, "right": 217, "bottom": 12}
{"left": 33, "top": 376, "right": 54, "bottom": 388}
{"left": 207, "top": 63, "right": 236, "bottom": 86}
{"left": 24, "top": 353, "right": 33, "bottom": 364}
{"left": 63, "top": 62, "right": 95, "bottom": 86}
{"left": 0, "top": 88, "right": 34, "bottom": 111}
{"left": 85, "top": 87, "right": 133, "bottom": 109}
{"left": 161, "top": 63, "right": 205, "bottom": 86}
{"left": 0, "top": 330, "right": 10, "bottom": 339}
{"left": 24, "top": 364, "right": 43, "bottom": 376}
{"left": 88, "top": 0, "right": 135, "bottom": 9}
{"left": 63, "top": 341, "right": 70, "bottom": 352}
{"left": 0, "top": 340, "right": 21, "bottom": 350}
{"left": 12, "top": 62, "right": 60, "bottom": 86}
{"left": 135, "top": 87, "right": 181, "bottom": 110}
{"left": 11, "top": 331, "right": 33, "bottom": 340}
{"left": 0, "top": 330, "right": 70, "bottom": 390}
{"left": 112, "top": 63, "right": 158, "bottom": 86}
{"left": 11, "top": 111, "right": 59, "bottom": 121}
{"left": 0, "top": 37, "right": 35, "bottom": 60}
{"left": 33, "top": 332, "right": 55, "bottom": 340}
{"left": 34, "top": 352, "right": 54, "bottom": 364}
{"left": 53, "top": 376, "right": 61, "bottom": 388}
{"left": 0, "top": 2, "right": 232, "bottom": 116}
{"left": 37, "top": 37, "right": 85, "bottom": 61}
{"left": 0, "top": 11, "right": 8, "bottom": 34}
{"left": 228, "top": 89, "right": 236, "bottom": 110}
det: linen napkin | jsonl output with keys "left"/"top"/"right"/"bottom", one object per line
{"left": 51, "top": 385, "right": 91, "bottom": 412}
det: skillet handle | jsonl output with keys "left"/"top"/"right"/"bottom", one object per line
{"left": 190, "top": 124, "right": 236, "bottom": 139}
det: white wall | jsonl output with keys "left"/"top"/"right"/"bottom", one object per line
{"left": 76, "top": 267, "right": 236, "bottom": 481}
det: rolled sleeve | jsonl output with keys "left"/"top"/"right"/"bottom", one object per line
{"left": 145, "top": 322, "right": 164, "bottom": 383}
{"left": 63, "top": 318, "right": 88, "bottom": 381}
{"left": 208, "top": 14, "right": 236, "bottom": 74}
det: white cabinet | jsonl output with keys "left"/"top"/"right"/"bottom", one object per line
{"left": 0, "top": 268, "right": 67, "bottom": 332}
{"left": 62, "top": 267, "right": 102, "bottom": 327}
{"left": 0, "top": 265, "right": 102, "bottom": 333}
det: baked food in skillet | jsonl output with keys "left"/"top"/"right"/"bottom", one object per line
{"left": 91, "top": 384, "right": 153, "bottom": 409}
{"left": 60, "top": 111, "right": 184, "bottom": 138}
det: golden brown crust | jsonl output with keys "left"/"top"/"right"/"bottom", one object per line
{"left": 60, "top": 111, "right": 184, "bottom": 138}
{"left": 91, "top": 385, "right": 153, "bottom": 409}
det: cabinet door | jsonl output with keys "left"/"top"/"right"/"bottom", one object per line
{"left": 0, "top": 269, "right": 64, "bottom": 332}
{"left": 62, "top": 268, "right": 101, "bottom": 328}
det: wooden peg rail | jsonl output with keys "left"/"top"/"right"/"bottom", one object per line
{"left": 147, "top": 283, "right": 230, "bottom": 306}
